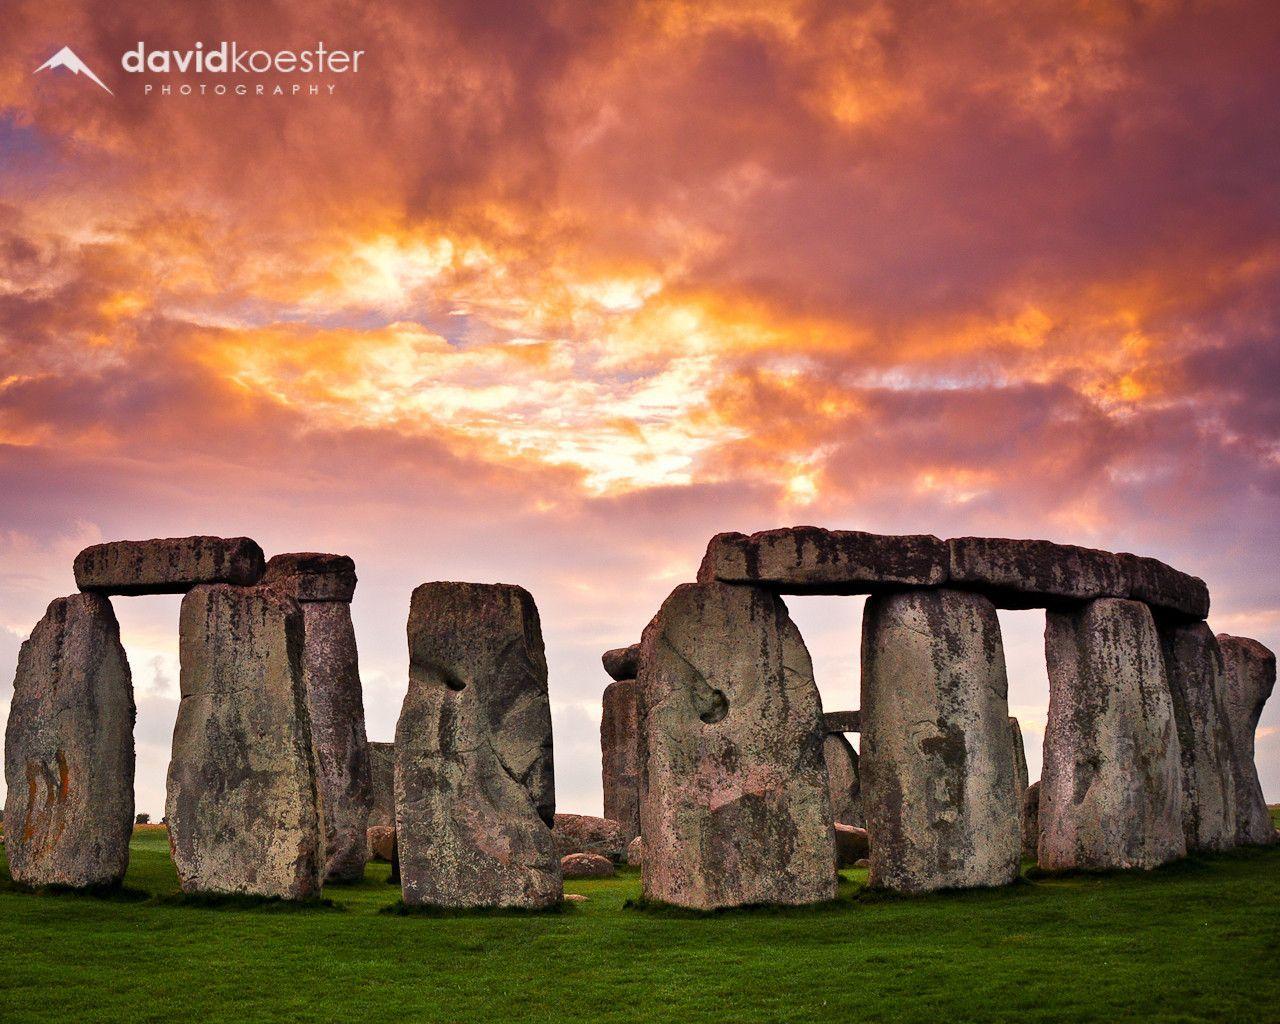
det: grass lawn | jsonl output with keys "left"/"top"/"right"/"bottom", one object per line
{"left": 1, "top": 819, "right": 1279, "bottom": 1024}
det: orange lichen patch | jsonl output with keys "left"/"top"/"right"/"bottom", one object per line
{"left": 23, "top": 763, "right": 38, "bottom": 842}
{"left": 57, "top": 749, "right": 70, "bottom": 801}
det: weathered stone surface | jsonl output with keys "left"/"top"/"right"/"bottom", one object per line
{"left": 367, "top": 825, "right": 396, "bottom": 862}
{"left": 1040, "top": 598, "right": 1185, "bottom": 871}
{"left": 396, "top": 582, "right": 560, "bottom": 909}
{"left": 626, "top": 835, "right": 643, "bottom": 865}
{"left": 561, "top": 852, "right": 615, "bottom": 878}
{"left": 298, "top": 601, "right": 371, "bottom": 882}
{"left": 1159, "top": 622, "right": 1237, "bottom": 851}
{"left": 697, "top": 527, "right": 947, "bottom": 595}
{"left": 947, "top": 537, "right": 1127, "bottom": 610}
{"left": 74, "top": 536, "right": 264, "bottom": 596}
{"left": 1121, "top": 553, "right": 1210, "bottom": 621}
{"left": 638, "top": 582, "right": 836, "bottom": 909}
{"left": 823, "top": 709, "right": 861, "bottom": 734}
{"left": 860, "top": 588, "right": 1021, "bottom": 893}
{"left": 601, "top": 677, "right": 641, "bottom": 841}
{"left": 1021, "top": 781, "right": 1040, "bottom": 860}
{"left": 824, "top": 732, "right": 863, "bottom": 826}
{"left": 1009, "top": 717, "right": 1029, "bottom": 809}
{"left": 368, "top": 741, "right": 394, "bottom": 828}
{"left": 167, "top": 584, "right": 323, "bottom": 899}
{"left": 3, "top": 594, "right": 134, "bottom": 888}
{"left": 834, "top": 823, "right": 870, "bottom": 867}
{"left": 1218, "top": 635, "right": 1277, "bottom": 846}
{"left": 262, "top": 552, "right": 357, "bottom": 603}
{"left": 553, "top": 813, "right": 627, "bottom": 861}
{"left": 602, "top": 644, "right": 640, "bottom": 682}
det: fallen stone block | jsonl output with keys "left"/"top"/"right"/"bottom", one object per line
{"left": 602, "top": 644, "right": 640, "bottom": 682}
{"left": 553, "top": 813, "right": 626, "bottom": 861}
{"left": 299, "top": 601, "right": 371, "bottom": 882}
{"left": 3, "top": 594, "right": 134, "bottom": 889}
{"left": 367, "top": 825, "right": 396, "bottom": 862}
{"left": 74, "top": 536, "right": 264, "bottom": 596}
{"left": 1040, "top": 598, "right": 1185, "bottom": 871}
{"left": 561, "top": 852, "right": 615, "bottom": 879}
{"left": 167, "top": 584, "right": 323, "bottom": 899}
{"left": 697, "top": 527, "right": 947, "bottom": 595}
{"left": 1218, "top": 635, "right": 1277, "bottom": 846}
{"left": 834, "top": 823, "right": 870, "bottom": 867}
{"left": 638, "top": 581, "right": 836, "bottom": 909}
{"left": 262, "top": 552, "right": 357, "bottom": 602}
{"left": 861, "top": 588, "right": 1021, "bottom": 893}
{"left": 1160, "top": 622, "right": 1237, "bottom": 851}
{"left": 396, "top": 582, "right": 560, "bottom": 909}
{"left": 601, "top": 677, "right": 641, "bottom": 842}
{"left": 626, "top": 835, "right": 643, "bottom": 866}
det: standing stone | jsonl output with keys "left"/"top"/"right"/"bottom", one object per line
{"left": 3, "top": 594, "right": 134, "bottom": 888}
{"left": 860, "top": 589, "right": 1021, "bottom": 893}
{"left": 601, "top": 676, "right": 641, "bottom": 841}
{"left": 1009, "top": 717, "right": 1029, "bottom": 807}
{"left": 638, "top": 582, "right": 836, "bottom": 910}
{"left": 1218, "top": 635, "right": 1277, "bottom": 846}
{"left": 396, "top": 582, "right": 560, "bottom": 909}
{"left": 824, "top": 732, "right": 863, "bottom": 826}
{"left": 167, "top": 584, "right": 323, "bottom": 899}
{"left": 368, "top": 741, "right": 395, "bottom": 827}
{"left": 297, "top": 602, "right": 371, "bottom": 882}
{"left": 1040, "top": 598, "right": 1185, "bottom": 871}
{"left": 74, "top": 536, "right": 264, "bottom": 595}
{"left": 1159, "top": 623, "right": 1237, "bottom": 851}
{"left": 1021, "top": 781, "right": 1040, "bottom": 860}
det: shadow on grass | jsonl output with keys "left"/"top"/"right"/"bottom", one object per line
{"left": 0, "top": 878, "right": 151, "bottom": 903}
{"left": 380, "top": 899, "right": 575, "bottom": 918}
{"left": 153, "top": 891, "right": 342, "bottom": 912}
{"left": 623, "top": 893, "right": 861, "bottom": 918}
{"left": 1025, "top": 843, "right": 1280, "bottom": 883}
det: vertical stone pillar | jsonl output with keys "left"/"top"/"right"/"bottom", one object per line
{"left": 638, "top": 582, "right": 836, "bottom": 910}
{"left": 396, "top": 582, "right": 560, "bottom": 909}
{"left": 1008, "top": 716, "right": 1030, "bottom": 855}
{"left": 263, "top": 553, "right": 371, "bottom": 883}
{"left": 1040, "top": 598, "right": 1185, "bottom": 870}
{"left": 824, "top": 732, "right": 862, "bottom": 826}
{"left": 3, "top": 594, "right": 135, "bottom": 889}
{"left": 860, "top": 589, "right": 1020, "bottom": 893}
{"left": 601, "top": 676, "right": 641, "bottom": 841}
{"left": 167, "top": 584, "right": 323, "bottom": 899}
{"left": 367, "top": 741, "right": 395, "bottom": 827}
{"left": 1159, "top": 622, "right": 1237, "bottom": 851}
{"left": 1218, "top": 634, "right": 1277, "bottom": 846}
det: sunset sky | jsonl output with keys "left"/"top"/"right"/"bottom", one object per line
{"left": 1, "top": 0, "right": 1278, "bottom": 818}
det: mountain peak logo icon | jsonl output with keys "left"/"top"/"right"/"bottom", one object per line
{"left": 34, "top": 46, "right": 113, "bottom": 95}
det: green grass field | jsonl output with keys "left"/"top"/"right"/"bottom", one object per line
{"left": 2, "top": 820, "right": 1279, "bottom": 1024}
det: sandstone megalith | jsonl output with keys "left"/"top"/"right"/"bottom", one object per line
{"left": 602, "top": 644, "right": 640, "bottom": 682}
{"left": 3, "top": 594, "right": 135, "bottom": 889}
{"left": 74, "top": 536, "right": 264, "bottom": 595}
{"left": 553, "top": 813, "right": 626, "bottom": 861}
{"left": 562, "top": 852, "right": 615, "bottom": 878}
{"left": 1009, "top": 717, "right": 1029, "bottom": 806}
{"left": 1021, "top": 780, "right": 1040, "bottom": 860}
{"left": 167, "top": 584, "right": 323, "bottom": 899}
{"left": 1218, "top": 634, "right": 1277, "bottom": 846}
{"left": 297, "top": 601, "right": 371, "bottom": 881}
{"left": 395, "top": 582, "right": 560, "bottom": 909}
{"left": 601, "top": 676, "right": 641, "bottom": 841}
{"left": 262, "top": 552, "right": 357, "bottom": 603}
{"left": 1040, "top": 598, "right": 1185, "bottom": 870}
{"left": 860, "top": 589, "right": 1021, "bottom": 893}
{"left": 368, "top": 741, "right": 394, "bottom": 827}
{"left": 823, "top": 709, "right": 861, "bottom": 734}
{"left": 698, "top": 527, "right": 947, "bottom": 595}
{"left": 824, "top": 732, "right": 863, "bottom": 826}
{"left": 1159, "top": 622, "right": 1237, "bottom": 851}
{"left": 638, "top": 582, "right": 836, "bottom": 909}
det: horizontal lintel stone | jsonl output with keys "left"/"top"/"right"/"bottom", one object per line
{"left": 823, "top": 710, "right": 861, "bottom": 734}
{"left": 697, "top": 526, "right": 948, "bottom": 595}
{"left": 601, "top": 644, "right": 640, "bottom": 681}
{"left": 74, "top": 536, "right": 265, "bottom": 596}
{"left": 262, "top": 552, "right": 357, "bottom": 602}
